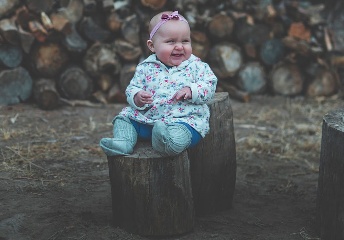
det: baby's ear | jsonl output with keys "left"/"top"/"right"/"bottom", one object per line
{"left": 146, "top": 40, "right": 155, "bottom": 52}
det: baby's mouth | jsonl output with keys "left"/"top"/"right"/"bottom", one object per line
{"left": 172, "top": 53, "right": 183, "bottom": 57}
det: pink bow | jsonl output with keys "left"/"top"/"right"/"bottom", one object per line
{"left": 149, "top": 11, "right": 188, "bottom": 40}
{"left": 161, "top": 11, "right": 180, "bottom": 21}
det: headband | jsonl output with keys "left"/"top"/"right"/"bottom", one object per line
{"left": 149, "top": 11, "right": 188, "bottom": 40}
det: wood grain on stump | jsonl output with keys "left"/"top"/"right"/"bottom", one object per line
{"left": 188, "top": 92, "right": 237, "bottom": 216}
{"left": 316, "top": 108, "right": 344, "bottom": 240}
{"left": 107, "top": 142, "right": 194, "bottom": 237}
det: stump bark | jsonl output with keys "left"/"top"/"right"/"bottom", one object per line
{"left": 107, "top": 142, "right": 194, "bottom": 237}
{"left": 316, "top": 108, "right": 344, "bottom": 240}
{"left": 187, "top": 92, "right": 236, "bottom": 216}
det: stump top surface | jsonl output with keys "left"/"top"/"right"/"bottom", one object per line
{"left": 208, "top": 92, "right": 229, "bottom": 105}
{"left": 324, "top": 108, "right": 344, "bottom": 132}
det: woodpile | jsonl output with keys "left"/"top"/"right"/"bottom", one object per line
{"left": 0, "top": 0, "right": 343, "bottom": 109}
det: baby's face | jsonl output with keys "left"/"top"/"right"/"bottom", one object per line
{"left": 150, "top": 20, "right": 192, "bottom": 67}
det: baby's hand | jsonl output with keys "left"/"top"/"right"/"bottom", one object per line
{"left": 172, "top": 87, "right": 192, "bottom": 101}
{"left": 134, "top": 90, "right": 153, "bottom": 107}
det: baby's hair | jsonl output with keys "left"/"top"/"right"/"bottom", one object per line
{"left": 148, "top": 11, "right": 173, "bottom": 33}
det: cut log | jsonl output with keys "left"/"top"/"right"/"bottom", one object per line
{"left": 207, "top": 12, "right": 234, "bottom": 41}
{"left": 63, "top": 24, "right": 88, "bottom": 52}
{"left": 140, "top": 0, "right": 167, "bottom": 10}
{"left": 0, "top": 44, "right": 23, "bottom": 68}
{"left": 58, "top": 66, "right": 94, "bottom": 100}
{"left": 79, "top": 16, "right": 111, "bottom": 42}
{"left": 28, "top": 20, "right": 49, "bottom": 42}
{"left": 49, "top": 12, "right": 72, "bottom": 34}
{"left": 270, "top": 62, "right": 304, "bottom": 96}
{"left": 188, "top": 92, "right": 236, "bottom": 215}
{"left": 113, "top": 39, "right": 142, "bottom": 62}
{"left": 191, "top": 30, "right": 210, "bottom": 60}
{"left": 106, "top": 11, "right": 122, "bottom": 32}
{"left": 18, "top": 25, "right": 35, "bottom": 54}
{"left": 121, "top": 14, "right": 140, "bottom": 46}
{"left": 260, "top": 39, "right": 286, "bottom": 66}
{"left": 40, "top": 12, "right": 53, "bottom": 30}
{"left": 83, "top": 0, "right": 97, "bottom": 14}
{"left": 30, "top": 42, "right": 70, "bottom": 78}
{"left": 33, "top": 78, "right": 60, "bottom": 110}
{"left": 208, "top": 42, "right": 243, "bottom": 79}
{"left": 236, "top": 61, "right": 267, "bottom": 94}
{"left": 102, "top": 0, "right": 114, "bottom": 11}
{"left": 316, "top": 108, "right": 344, "bottom": 240}
{"left": 325, "top": 1, "right": 344, "bottom": 52}
{"left": 0, "top": 67, "right": 32, "bottom": 105}
{"left": 282, "top": 36, "right": 311, "bottom": 56}
{"left": 306, "top": 67, "right": 338, "bottom": 97}
{"left": 235, "top": 17, "right": 271, "bottom": 47}
{"left": 83, "top": 42, "right": 121, "bottom": 78}
{"left": 0, "top": 17, "right": 20, "bottom": 46}
{"left": 0, "top": 0, "right": 20, "bottom": 19}
{"left": 107, "top": 142, "right": 194, "bottom": 236}
{"left": 26, "top": 0, "right": 55, "bottom": 14}
{"left": 59, "top": 0, "right": 84, "bottom": 24}
{"left": 288, "top": 22, "right": 311, "bottom": 42}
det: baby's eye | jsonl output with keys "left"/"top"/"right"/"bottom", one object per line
{"left": 182, "top": 40, "right": 190, "bottom": 43}
{"left": 167, "top": 40, "right": 175, "bottom": 44}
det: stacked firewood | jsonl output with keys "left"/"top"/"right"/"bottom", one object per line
{"left": 0, "top": 0, "right": 343, "bottom": 109}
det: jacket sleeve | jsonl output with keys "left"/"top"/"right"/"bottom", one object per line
{"left": 189, "top": 61, "right": 218, "bottom": 104}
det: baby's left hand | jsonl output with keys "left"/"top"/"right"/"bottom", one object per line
{"left": 172, "top": 87, "right": 192, "bottom": 101}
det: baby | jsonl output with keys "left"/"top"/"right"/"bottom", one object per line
{"left": 100, "top": 11, "right": 218, "bottom": 156}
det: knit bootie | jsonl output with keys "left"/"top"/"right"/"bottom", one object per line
{"left": 99, "top": 116, "right": 138, "bottom": 156}
{"left": 152, "top": 121, "right": 192, "bottom": 156}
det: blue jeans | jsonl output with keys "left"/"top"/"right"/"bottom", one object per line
{"left": 130, "top": 119, "right": 202, "bottom": 148}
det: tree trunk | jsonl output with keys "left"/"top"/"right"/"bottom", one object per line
{"left": 188, "top": 92, "right": 236, "bottom": 216}
{"left": 316, "top": 108, "right": 344, "bottom": 240}
{"left": 107, "top": 142, "right": 194, "bottom": 236}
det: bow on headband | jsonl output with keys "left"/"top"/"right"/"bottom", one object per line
{"left": 149, "top": 11, "right": 188, "bottom": 40}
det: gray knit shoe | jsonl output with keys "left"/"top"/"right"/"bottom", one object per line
{"left": 152, "top": 121, "right": 192, "bottom": 156}
{"left": 99, "top": 116, "right": 137, "bottom": 156}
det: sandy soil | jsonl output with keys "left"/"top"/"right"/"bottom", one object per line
{"left": 0, "top": 94, "right": 342, "bottom": 240}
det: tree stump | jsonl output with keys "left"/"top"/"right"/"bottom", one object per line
{"left": 187, "top": 92, "right": 236, "bottom": 216}
{"left": 107, "top": 142, "right": 194, "bottom": 237}
{"left": 316, "top": 108, "right": 344, "bottom": 240}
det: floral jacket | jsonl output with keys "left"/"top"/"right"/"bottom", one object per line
{"left": 118, "top": 54, "right": 217, "bottom": 137}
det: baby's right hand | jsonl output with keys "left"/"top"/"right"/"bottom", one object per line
{"left": 134, "top": 90, "right": 153, "bottom": 107}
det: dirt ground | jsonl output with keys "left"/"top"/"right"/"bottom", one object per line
{"left": 0, "top": 93, "right": 342, "bottom": 240}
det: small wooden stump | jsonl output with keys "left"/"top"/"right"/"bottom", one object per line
{"left": 107, "top": 142, "right": 194, "bottom": 237}
{"left": 316, "top": 108, "right": 344, "bottom": 239}
{"left": 188, "top": 92, "right": 236, "bottom": 216}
